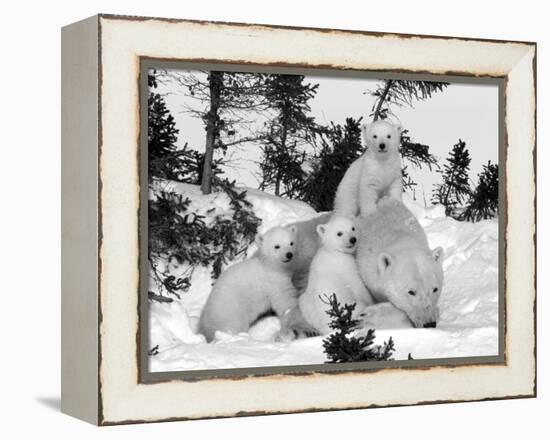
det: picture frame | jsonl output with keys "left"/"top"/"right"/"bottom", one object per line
{"left": 61, "top": 14, "right": 536, "bottom": 425}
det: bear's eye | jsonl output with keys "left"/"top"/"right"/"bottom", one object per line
{"left": 373, "top": 134, "right": 378, "bottom": 139}
{"left": 274, "top": 245, "right": 280, "bottom": 250}
{"left": 337, "top": 232, "right": 343, "bottom": 237}
{"left": 351, "top": 227, "right": 355, "bottom": 231}
{"left": 433, "top": 287, "right": 438, "bottom": 293}
{"left": 290, "top": 242, "right": 294, "bottom": 246}
{"left": 387, "top": 134, "right": 391, "bottom": 139}
{"left": 407, "top": 290, "right": 416, "bottom": 296}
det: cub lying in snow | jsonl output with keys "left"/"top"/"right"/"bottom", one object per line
{"left": 199, "top": 225, "right": 300, "bottom": 342}
{"left": 356, "top": 199, "right": 444, "bottom": 328}
{"left": 299, "top": 216, "right": 375, "bottom": 334}
{"left": 334, "top": 120, "right": 403, "bottom": 218}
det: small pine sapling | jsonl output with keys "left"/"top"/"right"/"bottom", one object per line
{"left": 258, "top": 74, "right": 325, "bottom": 198}
{"left": 322, "top": 294, "right": 395, "bottom": 363}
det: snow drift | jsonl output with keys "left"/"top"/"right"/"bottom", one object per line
{"left": 148, "top": 183, "right": 499, "bottom": 372}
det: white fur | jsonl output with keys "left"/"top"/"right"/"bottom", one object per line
{"left": 334, "top": 120, "right": 403, "bottom": 217}
{"left": 299, "top": 216, "right": 374, "bottom": 334}
{"left": 358, "top": 302, "right": 413, "bottom": 329}
{"left": 287, "top": 212, "right": 331, "bottom": 291}
{"left": 199, "top": 226, "right": 299, "bottom": 342}
{"left": 356, "top": 199, "right": 444, "bottom": 328}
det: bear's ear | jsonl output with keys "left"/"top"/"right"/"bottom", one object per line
{"left": 431, "top": 247, "right": 444, "bottom": 263}
{"left": 377, "top": 253, "right": 393, "bottom": 275}
{"left": 316, "top": 224, "right": 326, "bottom": 238}
{"left": 394, "top": 123, "right": 403, "bottom": 136}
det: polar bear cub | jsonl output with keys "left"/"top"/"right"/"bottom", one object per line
{"left": 199, "top": 225, "right": 299, "bottom": 342}
{"left": 334, "top": 120, "right": 403, "bottom": 217}
{"left": 299, "top": 216, "right": 375, "bottom": 335}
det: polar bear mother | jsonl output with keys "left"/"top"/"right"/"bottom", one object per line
{"left": 356, "top": 199, "right": 444, "bottom": 328}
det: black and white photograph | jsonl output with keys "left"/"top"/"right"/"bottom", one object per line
{"left": 1, "top": 0, "right": 543, "bottom": 431}
{"left": 145, "top": 65, "right": 501, "bottom": 373}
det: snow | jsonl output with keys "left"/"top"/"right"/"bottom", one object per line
{"left": 150, "top": 179, "right": 317, "bottom": 233}
{"left": 149, "top": 183, "right": 499, "bottom": 373}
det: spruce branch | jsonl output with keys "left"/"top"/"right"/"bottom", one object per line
{"left": 321, "top": 294, "right": 396, "bottom": 363}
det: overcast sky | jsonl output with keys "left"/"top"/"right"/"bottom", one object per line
{"left": 155, "top": 69, "right": 499, "bottom": 206}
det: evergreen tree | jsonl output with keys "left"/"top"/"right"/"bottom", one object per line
{"left": 148, "top": 71, "right": 262, "bottom": 299}
{"left": 322, "top": 294, "right": 395, "bottom": 363}
{"left": 148, "top": 70, "right": 220, "bottom": 184}
{"left": 148, "top": 179, "right": 262, "bottom": 300}
{"left": 258, "top": 74, "right": 323, "bottom": 198}
{"left": 460, "top": 161, "right": 499, "bottom": 222}
{"left": 400, "top": 130, "right": 439, "bottom": 174}
{"left": 371, "top": 80, "right": 449, "bottom": 122}
{"left": 148, "top": 72, "right": 181, "bottom": 181}
{"left": 401, "top": 165, "right": 417, "bottom": 192}
{"left": 161, "top": 70, "right": 269, "bottom": 194}
{"left": 303, "top": 118, "right": 363, "bottom": 211}
{"left": 432, "top": 139, "right": 472, "bottom": 217}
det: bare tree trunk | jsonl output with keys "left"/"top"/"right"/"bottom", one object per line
{"left": 274, "top": 124, "right": 288, "bottom": 197}
{"left": 373, "top": 79, "right": 394, "bottom": 121}
{"left": 201, "top": 72, "right": 223, "bottom": 194}
{"left": 274, "top": 170, "right": 281, "bottom": 196}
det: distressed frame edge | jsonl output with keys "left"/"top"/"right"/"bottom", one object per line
{"left": 89, "top": 14, "right": 536, "bottom": 425}
{"left": 97, "top": 12, "right": 537, "bottom": 47}
{"left": 532, "top": 43, "right": 538, "bottom": 399}
{"left": 100, "top": 393, "right": 536, "bottom": 427}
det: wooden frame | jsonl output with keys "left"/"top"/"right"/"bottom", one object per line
{"left": 61, "top": 14, "right": 536, "bottom": 425}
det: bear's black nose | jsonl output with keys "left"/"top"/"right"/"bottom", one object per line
{"left": 350, "top": 237, "right": 356, "bottom": 244}
{"left": 423, "top": 321, "right": 436, "bottom": 328}
{"left": 286, "top": 252, "right": 293, "bottom": 260}
{"left": 379, "top": 143, "right": 386, "bottom": 150}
